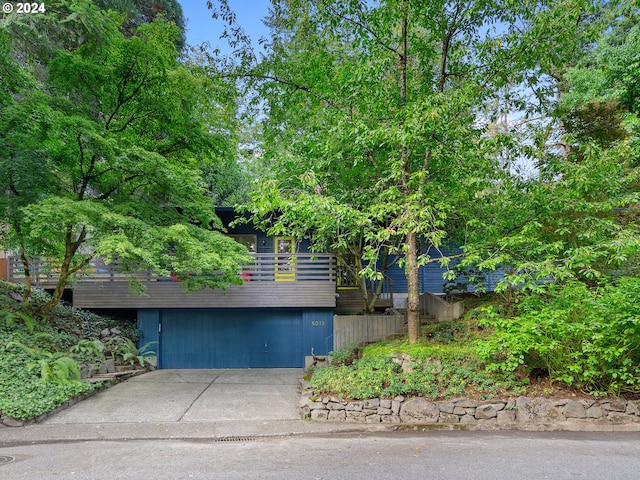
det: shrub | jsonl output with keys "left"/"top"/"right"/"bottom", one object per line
{"left": 328, "top": 342, "right": 359, "bottom": 366}
{"left": 0, "top": 329, "right": 97, "bottom": 419}
{"left": 478, "top": 277, "right": 640, "bottom": 396}
{"left": 310, "top": 357, "right": 405, "bottom": 399}
{"left": 106, "top": 337, "right": 157, "bottom": 367}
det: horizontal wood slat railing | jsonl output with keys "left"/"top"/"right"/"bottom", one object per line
{"left": 7, "top": 253, "right": 337, "bottom": 286}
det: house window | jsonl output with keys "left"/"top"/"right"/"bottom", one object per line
{"left": 229, "top": 234, "right": 257, "bottom": 253}
{"left": 275, "top": 237, "right": 294, "bottom": 254}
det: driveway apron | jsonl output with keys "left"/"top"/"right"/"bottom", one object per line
{"left": 43, "top": 369, "right": 304, "bottom": 425}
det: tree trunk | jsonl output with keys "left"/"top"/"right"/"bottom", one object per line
{"left": 366, "top": 279, "right": 383, "bottom": 314}
{"left": 406, "top": 229, "right": 420, "bottom": 343}
{"left": 398, "top": 0, "right": 421, "bottom": 343}
{"left": 41, "top": 225, "right": 89, "bottom": 315}
{"left": 42, "top": 273, "right": 69, "bottom": 315}
{"left": 42, "top": 247, "right": 74, "bottom": 315}
{"left": 364, "top": 250, "right": 389, "bottom": 314}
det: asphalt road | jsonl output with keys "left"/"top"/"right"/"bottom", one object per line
{"left": 1, "top": 431, "right": 639, "bottom": 480}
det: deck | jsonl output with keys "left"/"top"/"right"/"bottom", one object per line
{"left": 6, "top": 253, "right": 337, "bottom": 309}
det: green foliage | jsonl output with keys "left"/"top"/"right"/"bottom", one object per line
{"left": 0, "top": 308, "right": 39, "bottom": 334}
{"left": 70, "top": 339, "right": 107, "bottom": 364}
{"left": 6, "top": 337, "right": 83, "bottom": 383}
{"left": 0, "top": 281, "right": 143, "bottom": 420}
{"left": 95, "top": 0, "right": 186, "bottom": 51}
{"left": 311, "top": 328, "right": 526, "bottom": 400}
{"left": 328, "top": 342, "right": 358, "bottom": 366}
{"left": 310, "top": 357, "right": 405, "bottom": 399}
{"left": 39, "top": 356, "right": 82, "bottom": 383}
{"left": 0, "top": 280, "right": 52, "bottom": 307}
{"left": 1, "top": 4, "right": 251, "bottom": 312}
{"left": 464, "top": 137, "right": 640, "bottom": 294}
{"left": 478, "top": 277, "right": 640, "bottom": 396}
{"left": 563, "top": 9, "right": 640, "bottom": 119}
{"left": 107, "top": 337, "right": 157, "bottom": 367}
{"left": 461, "top": 3, "right": 640, "bottom": 295}
{"left": 421, "top": 320, "right": 471, "bottom": 344}
{"left": 0, "top": 376, "right": 94, "bottom": 420}
{"left": 0, "top": 326, "right": 97, "bottom": 419}
{"left": 311, "top": 348, "right": 526, "bottom": 401}
{"left": 222, "top": 0, "right": 612, "bottom": 341}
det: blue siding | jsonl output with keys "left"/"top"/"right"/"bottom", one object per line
{"left": 386, "top": 262, "right": 407, "bottom": 293}
{"left": 383, "top": 246, "right": 503, "bottom": 294}
{"left": 420, "top": 261, "right": 453, "bottom": 293}
{"left": 138, "top": 309, "right": 160, "bottom": 353}
{"left": 302, "top": 309, "right": 334, "bottom": 357}
{"left": 138, "top": 308, "right": 333, "bottom": 369}
{"left": 385, "top": 248, "right": 455, "bottom": 294}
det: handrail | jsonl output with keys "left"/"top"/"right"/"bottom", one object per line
{"left": 373, "top": 275, "right": 394, "bottom": 302}
{"left": 419, "top": 292, "right": 463, "bottom": 321}
{"left": 7, "top": 253, "right": 337, "bottom": 285}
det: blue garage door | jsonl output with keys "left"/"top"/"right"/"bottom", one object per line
{"left": 159, "top": 309, "right": 304, "bottom": 368}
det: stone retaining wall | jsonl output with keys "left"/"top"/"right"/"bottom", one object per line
{"left": 300, "top": 389, "right": 640, "bottom": 430}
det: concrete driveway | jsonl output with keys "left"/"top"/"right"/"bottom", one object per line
{"left": 1, "top": 368, "right": 383, "bottom": 446}
{"left": 44, "top": 369, "right": 304, "bottom": 425}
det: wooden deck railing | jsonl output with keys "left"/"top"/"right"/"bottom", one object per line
{"left": 7, "top": 253, "right": 336, "bottom": 286}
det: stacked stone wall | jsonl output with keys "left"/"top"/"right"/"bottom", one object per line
{"left": 301, "top": 387, "right": 640, "bottom": 430}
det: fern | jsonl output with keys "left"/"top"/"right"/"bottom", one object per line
{"left": 39, "top": 358, "right": 53, "bottom": 382}
{"left": 16, "top": 311, "right": 38, "bottom": 334}
{"left": 7, "top": 339, "right": 47, "bottom": 358}
{"left": 36, "top": 357, "right": 82, "bottom": 383}
{"left": 70, "top": 339, "right": 106, "bottom": 362}
{"left": 33, "top": 332, "right": 57, "bottom": 345}
{"left": 138, "top": 341, "right": 158, "bottom": 356}
{"left": 109, "top": 337, "right": 157, "bottom": 367}
{"left": 1, "top": 309, "right": 39, "bottom": 334}
{"left": 51, "top": 357, "right": 81, "bottom": 382}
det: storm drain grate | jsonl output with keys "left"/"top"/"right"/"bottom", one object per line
{"left": 214, "top": 437, "right": 257, "bottom": 443}
{"left": 0, "top": 456, "right": 15, "bottom": 466}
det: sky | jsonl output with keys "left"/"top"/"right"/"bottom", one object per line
{"left": 180, "top": 1, "right": 271, "bottom": 50}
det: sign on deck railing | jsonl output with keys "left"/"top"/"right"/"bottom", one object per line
{"left": 7, "top": 253, "right": 336, "bottom": 286}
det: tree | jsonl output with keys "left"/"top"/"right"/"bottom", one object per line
{"left": 96, "top": 0, "right": 187, "bottom": 50}
{"left": 460, "top": 2, "right": 640, "bottom": 293}
{"left": 0, "top": 3, "right": 252, "bottom": 314}
{"left": 562, "top": 6, "right": 640, "bottom": 143}
{"left": 210, "top": 0, "right": 599, "bottom": 342}
{"left": 0, "top": 28, "right": 41, "bottom": 302}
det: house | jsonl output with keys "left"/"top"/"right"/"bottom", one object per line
{"left": 4, "top": 208, "right": 497, "bottom": 369}
{"left": 6, "top": 208, "right": 337, "bottom": 369}
{"left": 335, "top": 245, "right": 502, "bottom": 315}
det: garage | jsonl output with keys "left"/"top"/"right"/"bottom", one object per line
{"left": 138, "top": 308, "right": 333, "bottom": 369}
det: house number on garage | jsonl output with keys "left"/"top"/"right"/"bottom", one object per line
{"left": 311, "top": 321, "right": 325, "bottom": 327}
